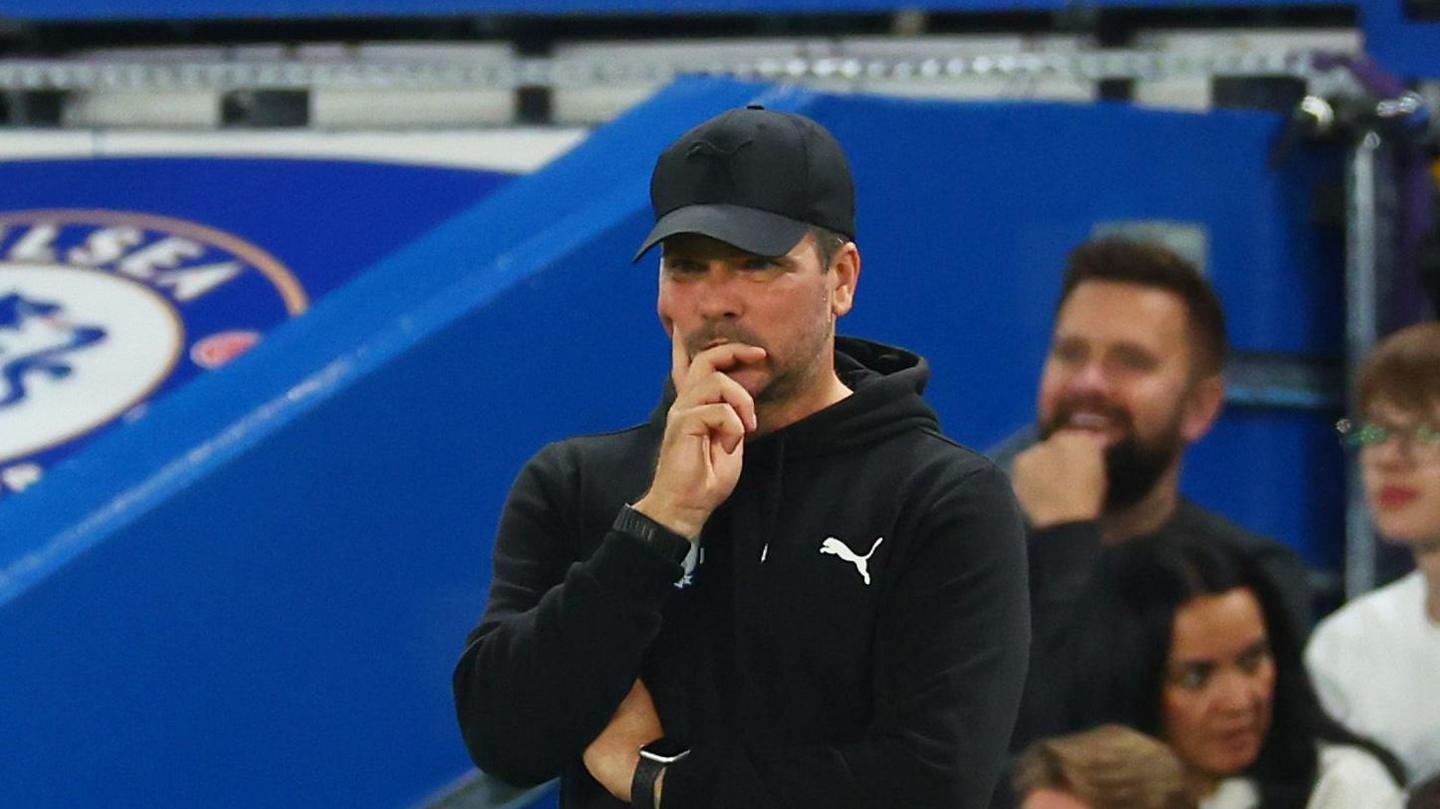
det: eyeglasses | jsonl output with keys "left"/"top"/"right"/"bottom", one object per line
{"left": 1336, "top": 418, "right": 1440, "bottom": 461}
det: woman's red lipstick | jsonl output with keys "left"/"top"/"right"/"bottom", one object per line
{"left": 1378, "top": 486, "right": 1419, "bottom": 508}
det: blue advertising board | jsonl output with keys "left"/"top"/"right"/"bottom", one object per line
{"left": 0, "top": 157, "right": 513, "bottom": 501}
{"left": 1362, "top": 0, "right": 1440, "bottom": 79}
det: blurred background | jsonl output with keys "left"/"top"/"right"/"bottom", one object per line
{"left": 0, "top": 1, "right": 1436, "bottom": 807}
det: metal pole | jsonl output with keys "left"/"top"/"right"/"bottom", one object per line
{"left": 1343, "top": 129, "right": 1384, "bottom": 599}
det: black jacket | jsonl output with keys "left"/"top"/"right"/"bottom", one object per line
{"left": 1010, "top": 500, "right": 1313, "bottom": 755}
{"left": 454, "top": 337, "right": 1031, "bottom": 809}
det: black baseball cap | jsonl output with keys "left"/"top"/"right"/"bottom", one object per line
{"left": 633, "top": 105, "right": 856, "bottom": 261}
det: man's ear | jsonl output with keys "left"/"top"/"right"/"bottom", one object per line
{"left": 1181, "top": 373, "right": 1225, "bottom": 443}
{"left": 831, "top": 242, "right": 860, "bottom": 317}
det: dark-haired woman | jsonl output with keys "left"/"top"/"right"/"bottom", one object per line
{"left": 1112, "top": 534, "right": 1406, "bottom": 809}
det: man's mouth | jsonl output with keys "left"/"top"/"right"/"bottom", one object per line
{"left": 686, "top": 325, "right": 764, "bottom": 358}
{"left": 1065, "top": 411, "right": 1116, "bottom": 431}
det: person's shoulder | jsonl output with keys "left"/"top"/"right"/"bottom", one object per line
{"left": 1172, "top": 499, "right": 1297, "bottom": 559}
{"left": 1311, "top": 572, "right": 1422, "bottom": 647}
{"left": 524, "top": 423, "right": 657, "bottom": 477}
{"left": 869, "top": 426, "right": 1017, "bottom": 526}
{"left": 1310, "top": 742, "right": 1406, "bottom": 808}
{"left": 553, "top": 422, "right": 655, "bottom": 453}
{"left": 906, "top": 427, "right": 1014, "bottom": 488}
{"left": 1172, "top": 499, "right": 1267, "bottom": 543}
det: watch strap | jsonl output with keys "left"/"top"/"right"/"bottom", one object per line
{"left": 614, "top": 504, "right": 693, "bottom": 565}
{"left": 631, "top": 751, "right": 666, "bottom": 809}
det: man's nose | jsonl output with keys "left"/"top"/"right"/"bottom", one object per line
{"left": 696, "top": 268, "right": 743, "bottom": 320}
{"left": 1064, "top": 359, "right": 1113, "bottom": 398}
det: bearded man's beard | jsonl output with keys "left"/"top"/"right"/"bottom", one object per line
{"left": 1039, "top": 397, "right": 1186, "bottom": 511}
{"left": 1101, "top": 431, "right": 1183, "bottom": 509}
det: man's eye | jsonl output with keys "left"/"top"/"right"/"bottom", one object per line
{"left": 1052, "top": 343, "right": 1085, "bottom": 364}
{"left": 1111, "top": 350, "right": 1156, "bottom": 372}
{"left": 1418, "top": 425, "right": 1440, "bottom": 445}
{"left": 741, "top": 259, "right": 778, "bottom": 271}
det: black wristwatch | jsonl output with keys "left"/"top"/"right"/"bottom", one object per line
{"left": 614, "top": 504, "right": 693, "bottom": 565}
{"left": 631, "top": 737, "right": 690, "bottom": 809}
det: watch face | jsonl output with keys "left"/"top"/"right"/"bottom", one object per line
{"left": 640, "top": 738, "right": 690, "bottom": 764}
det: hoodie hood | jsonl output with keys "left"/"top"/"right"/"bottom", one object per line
{"left": 768, "top": 335, "right": 939, "bottom": 456}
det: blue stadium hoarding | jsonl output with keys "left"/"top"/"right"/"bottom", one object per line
{"left": 0, "top": 157, "right": 513, "bottom": 502}
{"left": 1361, "top": 0, "right": 1440, "bottom": 78}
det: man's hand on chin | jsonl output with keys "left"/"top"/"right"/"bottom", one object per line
{"left": 1012, "top": 429, "right": 1108, "bottom": 529}
{"left": 583, "top": 679, "right": 665, "bottom": 804}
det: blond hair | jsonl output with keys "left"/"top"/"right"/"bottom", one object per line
{"left": 1013, "top": 725, "right": 1197, "bottom": 809}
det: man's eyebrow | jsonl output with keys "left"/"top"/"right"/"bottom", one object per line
{"left": 1048, "top": 334, "right": 1088, "bottom": 352}
{"left": 1050, "top": 335, "right": 1160, "bottom": 360}
{"left": 1110, "top": 342, "right": 1160, "bottom": 359}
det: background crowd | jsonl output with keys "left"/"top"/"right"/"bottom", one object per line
{"left": 1000, "top": 240, "right": 1440, "bottom": 809}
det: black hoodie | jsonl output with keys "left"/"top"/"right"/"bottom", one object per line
{"left": 453, "top": 337, "right": 1030, "bottom": 809}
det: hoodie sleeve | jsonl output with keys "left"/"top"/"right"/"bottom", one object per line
{"left": 1008, "top": 518, "right": 1107, "bottom": 752}
{"left": 658, "top": 462, "right": 1031, "bottom": 809}
{"left": 452, "top": 442, "right": 686, "bottom": 787}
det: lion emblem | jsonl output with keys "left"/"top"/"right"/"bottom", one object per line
{"left": 0, "top": 291, "right": 107, "bottom": 409}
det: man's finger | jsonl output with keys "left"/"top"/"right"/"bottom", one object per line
{"left": 682, "top": 403, "right": 747, "bottom": 454}
{"left": 675, "top": 370, "right": 758, "bottom": 433}
{"left": 685, "top": 342, "right": 767, "bottom": 381}
{"left": 670, "top": 323, "right": 690, "bottom": 391}
{"left": 1049, "top": 428, "right": 1109, "bottom": 452}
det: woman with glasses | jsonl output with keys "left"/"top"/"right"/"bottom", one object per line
{"left": 1306, "top": 321, "right": 1440, "bottom": 789}
{"left": 1112, "top": 534, "right": 1406, "bottom": 809}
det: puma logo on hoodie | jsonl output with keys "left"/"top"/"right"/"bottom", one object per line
{"left": 820, "top": 536, "right": 885, "bottom": 585}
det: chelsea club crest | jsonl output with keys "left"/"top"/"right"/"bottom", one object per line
{"left": 0, "top": 209, "right": 307, "bottom": 497}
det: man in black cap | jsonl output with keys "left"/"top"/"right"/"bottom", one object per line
{"left": 453, "top": 106, "right": 1029, "bottom": 809}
